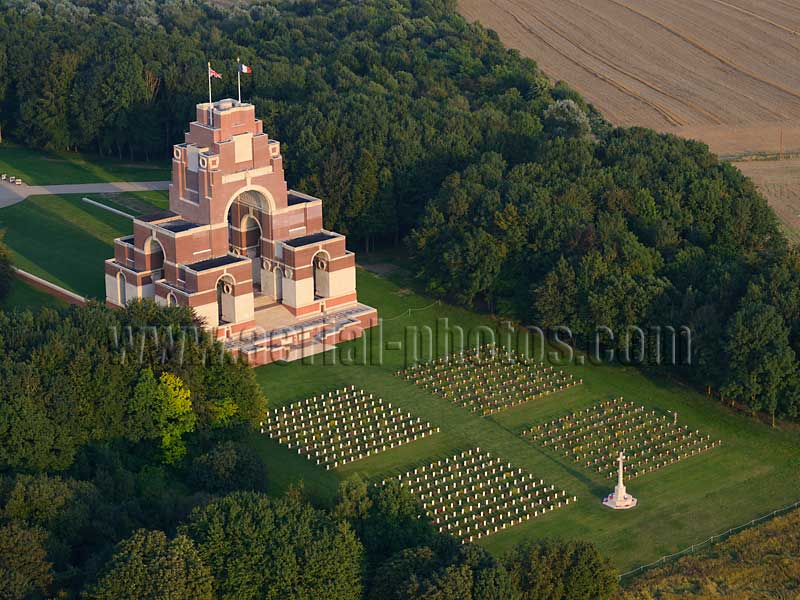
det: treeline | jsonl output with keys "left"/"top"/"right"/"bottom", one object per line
{"left": 0, "top": 464, "right": 619, "bottom": 599}
{"left": 410, "top": 136, "right": 800, "bottom": 423}
{"left": 2, "top": 0, "right": 798, "bottom": 421}
{"left": 0, "top": 0, "right": 555, "bottom": 246}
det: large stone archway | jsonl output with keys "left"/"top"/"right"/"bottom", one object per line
{"left": 143, "top": 236, "right": 165, "bottom": 274}
{"left": 223, "top": 186, "right": 276, "bottom": 219}
{"left": 227, "top": 188, "right": 273, "bottom": 295}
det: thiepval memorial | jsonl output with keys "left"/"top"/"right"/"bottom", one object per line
{"left": 105, "top": 98, "right": 377, "bottom": 364}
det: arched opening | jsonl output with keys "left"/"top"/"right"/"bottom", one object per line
{"left": 274, "top": 266, "right": 284, "bottom": 302}
{"left": 117, "top": 272, "right": 127, "bottom": 306}
{"left": 216, "top": 275, "right": 236, "bottom": 325}
{"left": 166, "top": 292, "right": 177, "bottom": 307}
{"left": 227, "top": 190, "right": 268, "bottom": 294}
{"left": 242, "top": 215, "right": 262, "bottom": 288}
{"left": 144, "top": 237, "right": 165, "bottom": 274}
{"left": 312, "top": 251, "right": 329, "bottom": 300}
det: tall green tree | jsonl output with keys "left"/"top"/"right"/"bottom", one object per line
{"left": 0, "top": 522, "right": 53, "bottom": 600}
{"left": 722, "top": 301, "right": 797, "bottom": 425}
{"left": 85, "top": 529, "right": 214, "bottom": 600}
{"left": 181, "top": 490, "right": 363, "bottom": 600}
{"left": 155, "top": 372, "right": 195, "bottom": 464}
{"left": 505, "top": 540, "right": 618, "bottom": 600}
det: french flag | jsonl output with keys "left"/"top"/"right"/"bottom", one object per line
{"left": 239, "top": 63, "right": 252, "bottom": 74}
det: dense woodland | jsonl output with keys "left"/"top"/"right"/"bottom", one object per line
{"left": 2, "top": 0, "right": 798, "bottom": 423}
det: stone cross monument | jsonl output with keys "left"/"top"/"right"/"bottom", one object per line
{"left": 602, "top": 451, "right": 638, "bottom": 509}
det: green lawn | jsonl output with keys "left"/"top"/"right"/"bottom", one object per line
{"left": 0, "top": 194, "right": 132, "bottom": 298}
{"left": 1, "top": 278, "right": 66, "bottom": 311}
{"left": 1, "top": 189, "right": 798, "bottom": 573}
{"left": 0, "top": 143, "right": 170, "bottom": 184}
{"left": 253, "top": 270, "right": 800, "bottom": 572}
{"left": 84, "top": 190, "right": 170, "bottom": 215}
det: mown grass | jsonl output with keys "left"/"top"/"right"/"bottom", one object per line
{"left": 0, "top": 143, "right": 169, "bottom": 185}
{"left": 1, "top": 188, "right": 798, "bottom": 572}
{"left": 0, "top": 194, "right": 131, "bottom": 298}
{"left": 83, "top": 190, "right": 170, "bottom": 215}
{"left": 1, "top": 278, "right": 66, "bottom": 311}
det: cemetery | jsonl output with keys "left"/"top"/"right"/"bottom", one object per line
{"left": 525, "top": 398, "right": 722, "bottom": 480}
{"left": 397, "top": 344, "right": 582, "bottom": 415}
{"left": 385, "top": 448, "right": 575, "bottom": 543}
{"left": 261, "top": 385, "right": 439, "bottom": 469}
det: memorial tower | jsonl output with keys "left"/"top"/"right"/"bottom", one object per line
{"left": 105, "top": 99, "right": 377, "bottom": 364}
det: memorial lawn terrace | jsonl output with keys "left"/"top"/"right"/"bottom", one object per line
{"left": 252, "top": 271, "right": 800, "bottom": 572}
{"left": 0, "top": 189, "right": 799, "bottom": 571}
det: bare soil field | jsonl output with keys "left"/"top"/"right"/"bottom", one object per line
{"left": 733, "top": 159, "right": 800, "bottom": 242}
{"left": 459, "top": 0, "right": 800, "bottom": 158}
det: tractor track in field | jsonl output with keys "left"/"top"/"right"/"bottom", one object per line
{"left": 606, "top": 0, "right": 800, "bottom": 108}
{"left": 538, "top": 0, "right": 725, "bottom": 125}
{"left": 492, "top": 0, "right": 687, "bottom": 127}
{"left": 459, "top": 0, "right": 800, "bottom": 156}
{"left": 707, "top": 0, "right": 800, "bottom": 38}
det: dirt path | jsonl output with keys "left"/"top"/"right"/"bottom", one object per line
{"left": 0, "top": 180, "right": 170, "bottom": 208}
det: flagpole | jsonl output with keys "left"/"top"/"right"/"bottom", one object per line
{"left": 207, "top": 61, "right": 213, "bottom": 126}
{"left": 237, "top": 57, "right": 242, "bottom": 104}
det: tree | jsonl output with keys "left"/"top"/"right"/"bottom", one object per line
{"left": 333, "top": 475, "right": 373, "bottom": 524}
{"left": 181, "top": 490, "right": 363, "bottom": 600}
{"left": 85, "top": 529, "right": 214, "bottom": 600}
{"left": 155, "top": 372, "right": 195, "bottom": 464}
{"left": 190, "top": 441, "right": 267, "bottom": 493}
{"left": 505, "top": 540, "right": 618, "bottom": 600}
{"left": 368, "top": 542, "right": 517, "bottom": 600}
{"left": 722, "top": 301, "right": 797, "bottom": 426}
{"left": 128, "top": 367, "right": 159, "bottom": 442}
{"left": 534, "top": 257, "right": 577, "bottom": 329}
{"left": 543, "top": 99, "right": 592, "bottom": 140}
{"left": 359, "top": 480, "right": 437, "bottom": 565}
{"left": 0, "top": 231, "right": 12, "bottom": 302}
{"left": 0, "top": 522, "right": 53, "bottom": 600}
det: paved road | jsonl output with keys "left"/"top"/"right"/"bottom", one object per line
{"left": 0, "top": 180, "right": 170, "bottom": 208}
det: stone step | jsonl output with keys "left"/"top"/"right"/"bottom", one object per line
{"left": 254, "top": 294, "right": 278, "bottom": 309}
{"left": 285, "top": 342, "right": 327, "bottom": 362}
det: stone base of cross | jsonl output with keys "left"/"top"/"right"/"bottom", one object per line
{"left": 602, "top": 450, "right": 638, "bottom": 510}
{"left": 602, "top": 489, "right": 638, "bottom": 510}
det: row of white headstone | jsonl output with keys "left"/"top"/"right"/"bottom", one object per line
{"left": 386, "top": 449, "right": 574, "bottom": 542}
{"left": 400, "top": 352, "right": 581, "bottom": 415}
{"left": 530, "top": 396, "right": 637, "bottom": 438}
{"left": 402, "top": 343, "right": 535, "bottom": 368}
{"left": 260, "top": 387, "right": 438, "bottom": 469}
{"left": 405, "top": 357, "right": 556, "bottom": 379}
{"left": 538, "top": 413, "right": 667, "bottom": 448}
{"left": 553, "top": 423, "right": 706, "bottom": 465}
{"left": 527, "top": 399, "right": 720, "bottom": 480}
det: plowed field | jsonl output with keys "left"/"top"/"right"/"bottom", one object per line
{"left": 459, "top": 0, "right": 800, "bottom": 158}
